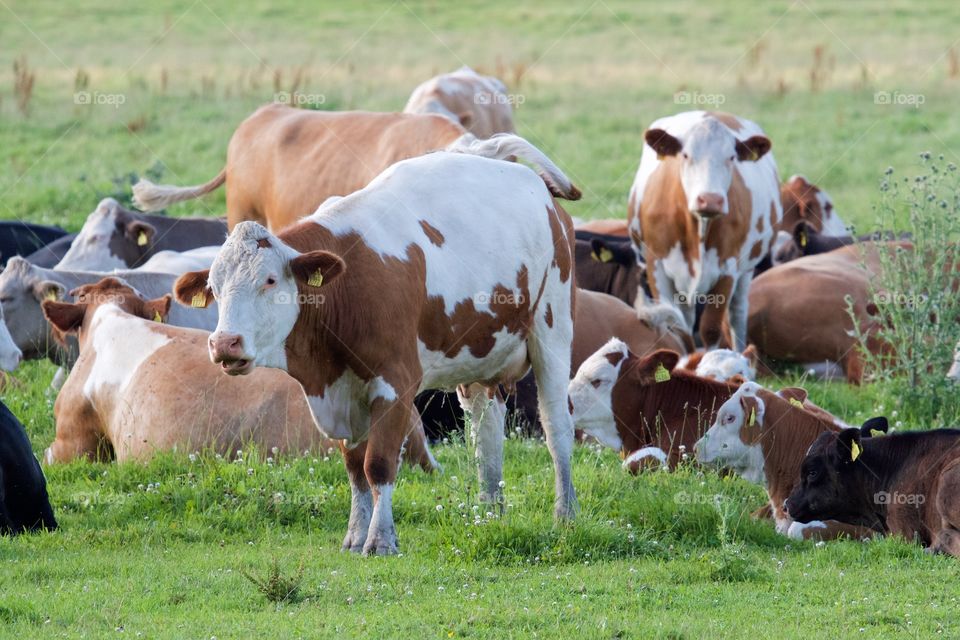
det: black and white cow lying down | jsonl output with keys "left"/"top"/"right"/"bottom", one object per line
{"left": 0, "top": 401, "right": 57, "bottom": 535}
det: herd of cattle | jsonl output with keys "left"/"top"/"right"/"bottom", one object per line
{"left": 1, "top": 66, "right": 958, "bottom": 557}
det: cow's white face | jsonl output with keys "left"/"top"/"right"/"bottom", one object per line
{"left": 676, "top": 120, "right": 738, "bottom": 216}
{"left": 695, "top": 381, "right": 765, "bottom": 484}
{"left": 0, "top": 257, "right": 65, "bottom": 360}
{"left": 567, "top": 338, "right": 629, "bottom": 450}
{"left": 206, "top": 224, "right": 302, "bottom": 375}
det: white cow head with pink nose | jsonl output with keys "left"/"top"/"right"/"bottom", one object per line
{"left": 644, "top": 116, "right": 771, "bottom": 218}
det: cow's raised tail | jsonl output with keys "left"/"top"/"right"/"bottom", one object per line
{"left": 445, "top": 133, "right": 582, "bottom": 201}
{"left": 132, "top": 168, "right": 226, "bottom": 212}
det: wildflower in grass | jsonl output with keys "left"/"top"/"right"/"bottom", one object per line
{"left": 436, "top": 504, "right": 443, "bottom": 512}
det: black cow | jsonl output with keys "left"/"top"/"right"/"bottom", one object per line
{"left": 0, "top": 401, "right": 57, "bottom": 534}
{"left": 786, "top": 425, "right": 960, "bottom": 556}
{"left": 0, "top": 222, "right": 68, "bottom": 268}
{"left": 24, "top": 234, "right": 78, "bottom": 268}
{"left": 574, "top": 230, "right": 649, "bottom": 306}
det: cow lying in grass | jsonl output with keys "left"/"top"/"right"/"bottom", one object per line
{"left": 41, "top": 277, "right": 438, "bottom": 468}
{"left": 786, "top": 425, "right": 960, "bottom": 556}
{"left": 574, "top": 231, "right": 646, "bottom": 306}
{"left": 0, "top": 401, "right": 57, "bottom": 535}
{"left": 695, "top": 381, "right": 883, "bottom": 541}
{"left": 679, "top": 345, "right": 758, "bottom": 382}
{"left": 174, "top": 134, "right": 582, "bottom": 555}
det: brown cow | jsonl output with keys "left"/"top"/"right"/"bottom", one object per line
{"left": 403, "top": 66, "right": 515, "bottom": 138}
{"left": 696, "top": 381, "right": 882, "bottom": 541}
{"left": 628, "top": 111, "right": 781, "bottom": 350}
{"left": 747, "top": 243, "right": 902, "bottom": 383}
{"left": 787, "top": 424, "right": 960, "bottom": 556}
{"left": 778, "top": 175, "right": 847, "bottom": 236}
{"left": 575, "top": 219, "right": 629, "bottom": 237}
{"left": 133, "top": 105, "right": 467, "bottom": 231}
{"left": 41, "top": 277, "right": 437, "bottom": 469}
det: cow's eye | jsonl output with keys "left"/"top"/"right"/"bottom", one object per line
{"left": 265, "top": 277, "right": 277, "bottom": 287}
{"left": 590, "top": 379, "right": 603, "bottom": 388}
{"left": 681, "top": 152, "right": 689, "bottom": 160}
{"left": 807, "top": 469, "right": 819, "bottom": 482}
{"left": 728, "top": 155, "right": 736, "bottom": 162}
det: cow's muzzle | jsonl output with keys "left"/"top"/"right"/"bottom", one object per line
{"left": 209, "top": 332, "right": 254, "bottom": 376}
{"left": 693, "top": 192, "right": 726, "bottom": 218}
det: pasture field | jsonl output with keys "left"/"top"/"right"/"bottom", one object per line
{"left": 2, "top": 1, "right": 960, "bottom": 637}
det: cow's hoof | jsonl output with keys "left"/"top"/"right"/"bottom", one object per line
{"left": 341, "top": 530, "right": 367, "bottom": 553}
{"left": 362, "top": 531, "right": 398, "bottom": 556}
{"left": 554, "top": 499, "right": 579, "bottom": 522}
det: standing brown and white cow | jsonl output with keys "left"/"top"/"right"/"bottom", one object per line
{"left": 627, "top": 111, "right": 782, "bottom": 350}
{"left": 403, "top": 66, "right": 515, "bottom": 139}
{"left": 175, "top": 134, "right": 582, "bottom": 555}
{"left": 133, "top": 105, "right": 467, "bottom": 232}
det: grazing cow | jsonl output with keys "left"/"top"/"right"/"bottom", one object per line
{"left": 55, "top": 198, "right": 227, "bottom": 272}
{"left": 40, "top": 277, "right": 438, "bottom": 468}
{"left": 25, "top": 234, "right": 77, "bottom": 268}
{"left": 133, "top": 105, "right": 467, "bottom": 231}
{"left": 695, "top": 381, "right": 882, "bottom": 541}
{"left": 574, "top": 231, "right": 647, "bottom": 306}
{"left": 403, "top": 66, "right": 515, "bottom": 138}
{"left": 786, "top": 425, "right": 960, "bottom": 556}
{"left": 0, "top": 256, "right": 218, "bottom": 364}
{"left": 575, "top": 219, "right": 629, "bottom": 237}
{"left": 568, "top": 342, "right": 734, "bottom": 471}
{"left": 0, "top": 401, "right": 57, "bottom": 535}
{"left": 0, "top": 221, "right": 68, "bottom": 267}
{"left": 133, "top": 246, "right": 221, "bottom": 274}
{"left": 174, "top": 134, "right": 582, "bottom": 555}
{"left": 778, "top": 175, "right": 846, "bottom": 236}
{"left": 679, "top": 345, "right": 758, "bottom": 382}
{"left": 747, "top": 243, "right": 901, "bottom": 383}
{"left": 627, "top": 111, "right": 781, "bottom": 349}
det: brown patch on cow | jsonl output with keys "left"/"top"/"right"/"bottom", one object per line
{"left": 749, "top": 241, "right": 764, "bottom": 260}
{"left": 755, "top": 215, "right": 764, "bottom": 233}
{"left": 419, "top": 220, "right": 445, "bottom": 247}
{"left": 680, "top": 350, "right": 705, "bottom": 371}
{"left": 546, "top": 205, "right": 573, "bottom": 284}
{"left": 605, "top": 350, "right": 626, "bottom": 366}
{"left": 544, "top": 303, "right": 554, "bottom": 328}
{"left": 705, "top": 111, "right": 743, "bottom": 132}
{"left": 698, "top": 274, "right": 735, "bottom": 348}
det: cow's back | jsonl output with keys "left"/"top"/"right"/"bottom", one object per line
{"left": 226, "top": 106, "right": 466, "bottom": 232}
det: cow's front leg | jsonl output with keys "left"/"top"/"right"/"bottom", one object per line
{"left": 457, "top": 383, "right": 507, "bottom": 506}
{"left": 698, "top": 275, "right": 735, "bottom": 349}
{"left": 362, "top": 388, "right": 413, "bottom": 556}
{"left": 728, "top": 271, "right": 752, "bottom": 351}
{"left": 340, "top": 441, "right": 372, "bottom": 553}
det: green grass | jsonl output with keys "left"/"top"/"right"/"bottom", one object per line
{"left": 3, "top": 1, "right": 960, "bottom": 637}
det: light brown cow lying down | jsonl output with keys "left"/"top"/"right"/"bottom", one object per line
{"left": 748, "top": 242, "right": 903, "bottom": 383}
{"left": 133, "top": 104, "right": 466, "bottom": 232}
{"left": 40, "top": 277, "right": 438, "bottom": 468}
{"left": 574, "top": 218, "right": 629, "bottom": 237}
{"left": 403, "top": 66, "right": 515, "bottom": 139}
{"left": 573, "top": 289, "right": 693, "bottom": 371}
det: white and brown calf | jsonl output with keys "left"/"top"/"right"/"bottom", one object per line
{"left": 175, "top": 134, "right": 582, "bottom": 555}
{"left": 628, "top": 110, "right": 781, "bottom": 350}
{"left": 403, "top": 66, "right": 515, "bottom": 139}
{"left": 695, "top": 381, "right": 881, "bottom": 541}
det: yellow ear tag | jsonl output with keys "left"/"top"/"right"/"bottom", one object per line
{"left": 307, "top": 270, "right": 324, "bottom": 287}
{"left": 654, "top": 362, "right": 671, "bottom": 383}
{"left": 619, "top": 449, "right": 627, "bottom": 461}
{"left": 749, "top": 408, "right": 756, "bottom": 426}
{"left": 749, "top": 150, "right": 759, "bottom": 162}
{"left": 800, "top": 231, "right": 807, "bottom": 248}
{"left": 851, "top": 441, "right": 861, "bottom": 462}
{"left": 191, "top": 292, "right": 207, "bottom": 308}
{"left": 153, "top": 310, "right": 163, "bottom": 323}
{"left": 137, "top": 231, "right": 148, "bottom": 247}
{"left": 598, "top": 247, "right": 614, "bottom": 263}
{"left": 789, "top": 397, "right": 804, "bottom": 408}
{"left": 44, "top": 289, "right": 58, "bottom": 302}
{"left": 869, "top": 429, "right": 885, "bottom": 438}
{"left": 656, "top": 153, "right": 665, "bottom": 161}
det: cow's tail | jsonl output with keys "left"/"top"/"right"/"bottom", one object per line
{"left": 132, "top": 168, "right": 226, "bottom": 212}
{"left": 444, "top": 133, "right": 582, "bottom": 201}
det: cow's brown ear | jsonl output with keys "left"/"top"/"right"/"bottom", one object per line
{"left": 174, "top": 270, "right": 213, "bottom": 308}
{"left": 735, "top": 135, "right": 771, "bottom": 162}
{"left": 645, "top": 128, "right": 682, "bottom": 158}
{"left": 33, "top": 280, "right": 65, "bottom": 303}
{"left": 290, "top": 250, "right": 346, "bottom": 288}
{"left": 125, "top": 220, "right": 156, "bottom": 248}
{"left": 42, "top": 300, "right": 86, "bottom": 336}
{"left": 836, "top": 428, "right": 863, "bottom": 464}
{"left": 779, "top": 387, "right": 808, "bottom": 406}
{"left": 143, "top": 294, "right": 172, "bottom": 323}
{"left": 740, "top": 395, "right": 761, "bottom": 429}
{"left": 629, "top": 349, "right": 681, "bottom": 384}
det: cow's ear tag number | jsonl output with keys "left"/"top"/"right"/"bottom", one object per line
{"left": 138, "top": 231, "right": 148, "bottom": 247}
{"left": 789, "top": 397, "right": 804, "bottom": 408}
{"left": 307, "top": 270, "right": 324, "bottom": 287}
{"left": 191, "top": 292, "right": 207, "bottom": 308}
